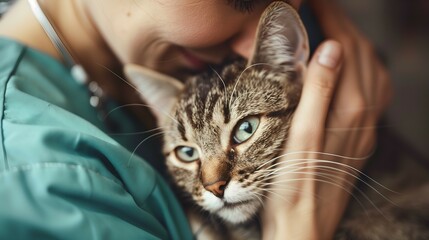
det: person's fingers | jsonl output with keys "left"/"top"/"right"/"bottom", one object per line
{"left": 289, "top": 40, "right": 342, "bottom": 149}
{"left": 375, "top": 64, "right": 393, "bottom": 116}
{"left": 310, "top": 0, "right": 365, "bottom": 120}
{"left": 309, "top": 0, "right": 348, "bottom": 37}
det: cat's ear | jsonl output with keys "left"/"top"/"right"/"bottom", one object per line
{"left": 124, "top": 64, "right": 183, "bottom": 124}
{"left": 248, "top": 1, "right": 309, "bottom": 71}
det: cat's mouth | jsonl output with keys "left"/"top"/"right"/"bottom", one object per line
{"left": 223, "top": 199, "right": 253, "bottom": 209}
{"left": 215, "top": 198, "right": 260, "bottom": 223}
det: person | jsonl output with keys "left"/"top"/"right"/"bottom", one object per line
{"left": 0, "top": 0, "right": 391, "bottom": 239}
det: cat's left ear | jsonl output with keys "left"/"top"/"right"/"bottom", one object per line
{"left": 248, "top": 1, "right": 309, "bottom": 71}
{"left": 124, "top": 64, "right": 183, "bottom": 124}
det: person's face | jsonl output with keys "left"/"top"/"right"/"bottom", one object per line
{"left": 86, "top": 0, "right": 300, "bottom": 78}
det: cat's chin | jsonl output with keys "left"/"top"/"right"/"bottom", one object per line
{"left": 200, "top": 181, "right": 262, "bottom": 224}
{"left": 215, "top": 200, "right": 260, "bottom": 224}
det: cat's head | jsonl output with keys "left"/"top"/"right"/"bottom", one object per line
{"left": 125, "top": 1, "right": 309, "bottom": 224}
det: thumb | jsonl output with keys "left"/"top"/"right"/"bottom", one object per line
{"left": 289, "top": 40, "right": 343, "bottom": 148}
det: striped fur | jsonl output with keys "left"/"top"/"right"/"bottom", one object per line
{"left": 126, "top": 2, "right": 429, "bottom": 239}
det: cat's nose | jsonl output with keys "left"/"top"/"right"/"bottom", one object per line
{"left": 204, "top": 180, "right": 228, "bottom": 198}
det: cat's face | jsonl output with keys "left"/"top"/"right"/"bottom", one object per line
{"left": 125, "top": 1, "right": 309, "bottom": 224}
{"left": 163, "top": 60, "right": 302, "bottom": 223}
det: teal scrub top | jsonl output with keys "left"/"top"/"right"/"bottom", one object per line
{"left": 0, "top": 37, "right": 193, "bottom": 240}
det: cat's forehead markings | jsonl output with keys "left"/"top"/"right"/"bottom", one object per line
{"left": 223, "top": 102, "right": 231, "bottom": 124}
{"left": 176, "top": 115, "right": 188, "bottom": 142}
{"left": 184, "top": 102, "right": 198, "bottom": 130}
{"left": 204, "top": 92, "right": 220, "bottom": 123}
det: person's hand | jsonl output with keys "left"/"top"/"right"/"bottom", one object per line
{"left": 260, "top": 0, "right": 392, "bottom": 239}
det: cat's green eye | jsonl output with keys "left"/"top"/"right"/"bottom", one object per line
{"left": 233, "top": 116, "right": 260, "bottom": 144}
{"left": 175, "top": 146, "right": 199, "bottom": 162}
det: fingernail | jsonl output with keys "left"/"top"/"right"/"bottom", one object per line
{"left": 318, "top": 41, "right": 341, "bottom": 69}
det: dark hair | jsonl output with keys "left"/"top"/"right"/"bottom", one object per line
{"left": 228, "top": 0, "right": 291, "bottom": 13}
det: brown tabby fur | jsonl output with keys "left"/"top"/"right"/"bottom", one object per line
{"left": 125, "top": 1, "right": 429, "bottom": 239}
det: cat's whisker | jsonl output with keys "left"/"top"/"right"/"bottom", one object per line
{"left": 97, "top": 64, "right": 184, "bottom": 129}
{"left": 253, "top": 174, "right": 364, "bottom": 215}
{"left": 97, "top": 63, "right": 156, "bottom": 102}
{"left": 260, "top": 170, "right": 348, "bottom": 188}
{"left": 258, "top": 152, "right": 372, "bottom": 184}
{"left": 254, "top": 186, "right": 294, "bottom": 205}
{"left": 248, "top": 191, "right": 265, "bottom": 206}
{"left": 98, "top": 63, "right": 132, "bottom": 86}
{"left": 260, "top": 169, "right": 391, "bottom": 219}
{"left": 278, "top": 159, "right": 399, "bottom": 196}
{"left": 253, "top": 184, "right": 319, "bottom": 201}
{"left": 262, "top": 169, "right": 363, "bottom": 199}
{"left": 262, "top": 163, "right": 362, "bottom": 188}
{"left": 228, "top": 63, "right": 273, "bottom": 110}
{"left": 103, "top": 103, "right": 183, "bottom": 129}
{"left": 209, "top": 66, "right": 228, "bottom": 106}
{"left": 127, "top": 130, "right": 173, "bottom": 166}
{"left": 260, "top": 173, "right": 374, "bottom": 216}
{"left": 256, "top": 149, "right": 375, "bottom": 170}
{"left": 107, "top": 126, "right": 167, "bottom": 136}
{"left": 250, "top": 191, "right": 282, "bottom": 212}
{"left": 257, "top": 158, "right": 398, "bottom": 195}
{"left": 260, "top": 159, "right": 360, "bottom": 179}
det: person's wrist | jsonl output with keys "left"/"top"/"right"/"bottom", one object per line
{"left": 260, "top": 170, "right": 356, "bottom": 240}
{"left": 261, "top": 194, "right": 319, "bottom": 240}
{"left": 314, "top": 171, "right": 360, "bottom": 239}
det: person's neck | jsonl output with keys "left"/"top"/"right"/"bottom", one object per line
{"left": 52, "top": 0, "right": 127, "bottom": 100}
{"left": 0, "top": 0, "right": 125, "bottom": 100}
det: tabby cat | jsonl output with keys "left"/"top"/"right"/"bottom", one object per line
{"left": 125, "top": 2, "right": 429, "bottom": 239}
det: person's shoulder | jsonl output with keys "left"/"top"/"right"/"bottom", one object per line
{"left": 0, "top": 37, "right": 26, "bottom": 82}
{"left": 0, "top": 36, "right": 70, "bottom": 95}
{"left": 0, "top": 37, "right": 193, "bottom": 240}
{"left": 0, "top": 36, "right": 149, "bottom": 182}
{"left": 0, "top": 36, "right": 24, "bottom": 51}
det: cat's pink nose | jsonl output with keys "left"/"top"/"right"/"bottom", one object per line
{"left": 204, "top": 180, "right": 227, "bottom": 198}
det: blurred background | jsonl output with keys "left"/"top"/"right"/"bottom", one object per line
{"left": 1, "top": 0, "right": 428, "bottom": 158}
{"left": 338, "top": 0, "right": 429, "bottom": 158}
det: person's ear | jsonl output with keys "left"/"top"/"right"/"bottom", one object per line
{"left": 124, "top": 64, "right": 183, "bottom": 124}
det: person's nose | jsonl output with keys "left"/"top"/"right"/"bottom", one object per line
{"left": 229, "top": 18, "right": 259, "bottom": 59}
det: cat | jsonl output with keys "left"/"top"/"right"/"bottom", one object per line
{"left": 125, "top": 1, "right": 429, "bottom": 239}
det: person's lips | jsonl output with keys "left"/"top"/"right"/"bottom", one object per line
{"left": 180, "top": 49, "right": 208, "bottom": 71}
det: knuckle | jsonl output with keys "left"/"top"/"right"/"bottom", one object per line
{"left": 360, "top": 38, "right": 375, "bottom": 53}
{"left": 350, "top": 97, "right": 367, "bottom": 113}
{"left": 377, "top": 68, "right": 393, "bottom": 104}
{"left": 342, "top": 96, "right": 367, "bottom": 121}
{"left": 337, "top": 35, "right": 356, "bottom": 51}
{"left": 379, "top": 67, "right": 391, "bottom": 83}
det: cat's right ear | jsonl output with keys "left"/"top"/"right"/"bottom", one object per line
{"left": 124, "top": 64, "right": 183, "bottom": 124}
